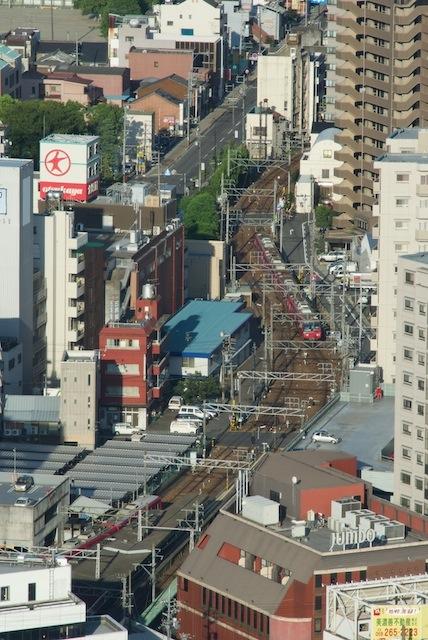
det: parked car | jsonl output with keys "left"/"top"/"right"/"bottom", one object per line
{"left": 168, "top": 395, "right": 183, "bottom": 411}
{"left": 170, "top": 420, "right": 200, "bottom": 435}
{"left": 178, "top": 406, "right": 212, "bottom": 421}
{"left": 319, "top": 250, "right": 347, "bottom": 263}
{"left": 14, "top": 497, "right": 33, "bottom": 507}
{"left": 312, "top": 430, "right": 340, "bottom": 444}
{"left": 14, "top": 475, "right": 34, "bottom": 492}
{"left": 176, "top": 414, "right": 203, "bottom": 427}
{"left": 329, "top": 261, "right": 357, "bottom": 277}
{"left": 113, "top": 423, "right": 141, "bottom": 436}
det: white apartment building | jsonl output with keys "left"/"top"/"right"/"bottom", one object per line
{"left": 35, "top": 209, "right": 87, "bottom": 383}
{"left": 0, "top": 555, "right": 127, "bottom": 639}
{"left": 257, "top": 47, "right": 293, "bottom": 120}
{"left": 297, "top": 126, "right": 343, "bottom": 205}
{"left": 0, "top": 158, "right": 33, "bottom": 392}
{"left": 60, "top": 350, "right": 100, "bottom": 449}
{"left": 324, "top": 0, "right": 338, "bottom": 122}
{"left": 373, "top": 128, "right": 428, "bottom": 388}
{"left": 393, "top": 253, "right": 428, "bottom": 515}
{"left": 153, "top": 0, "right": 224, "bottom": 38}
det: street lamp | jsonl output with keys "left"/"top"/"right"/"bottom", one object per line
{"left": 291, "top": 475, "right": 299, "bottom": 516}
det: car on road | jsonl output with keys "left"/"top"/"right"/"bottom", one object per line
{"left": 113, "top": 423, "right": 141, "bottom": 436}
{"left": 328, "top": 261, "right": 357, "bottom": 277}
{"left": 319, "top": 250, "right": 347, "bottom": 263}
{"left": 168, "top": 395, "right": 183, "bottom": 411}
{"left": 170, "top": 420, "right": 200, "bottom": 435}
{"left": 312, "top": 430, "right": 340, "bottom": 444}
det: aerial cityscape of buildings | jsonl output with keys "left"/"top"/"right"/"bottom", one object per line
{"left": 1, "top": 0, "right": 428, "bottom": 639}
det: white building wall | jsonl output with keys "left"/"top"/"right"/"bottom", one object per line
{"left": 374, "top": 138, "right": 428, "bottom": 387}
{"left": 155, "top": 0, "right": 222, "bottom": 38}
{"left": 245, "top": 111, "right": 274, "bottom": 158}
{"left": 393, "top": 254, "right": 428, "bottom": 513}
{"left": 0, "top": 159, "right": 33, "bottom": 392}
{"left": 257, "top": 53, "right": 293, "bottom": 119}
{"left": 36, "top": 210, "right": 88, "bottom": 383}
{"left": 299, "top": 127, "right": 342, "bottom": 200}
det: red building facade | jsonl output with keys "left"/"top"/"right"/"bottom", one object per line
{"left": 99, "top": 225, "right": 184, "bottom": 430}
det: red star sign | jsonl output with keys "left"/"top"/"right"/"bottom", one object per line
{"left": 44, "top": 149, "right": 71, "bottom": 176}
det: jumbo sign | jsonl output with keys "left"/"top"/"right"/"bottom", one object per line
{"left": 329, "top": 528, "right": 376, "bottom": 551}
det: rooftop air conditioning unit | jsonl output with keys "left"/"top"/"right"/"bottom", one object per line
{"left": 345, "top": 509, "right": 373, "bottom": 529}
{"left": 374, "top": 520, "right": 405, "bottom": 541}
{"left": 331, "top": 497, "right": 362, "bottom": 521}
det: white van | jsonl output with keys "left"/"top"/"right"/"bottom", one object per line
{"left": 168, "top": 395, "right": 183, "bottom": 410}
{"left": 178, "top": 405, "right": 211, "bottom": 420}
{"left": 113, "top": 423, "right": 140, "bottom": 436}
{"left": 170, "top": 420, "right": 199, "bottom": 435}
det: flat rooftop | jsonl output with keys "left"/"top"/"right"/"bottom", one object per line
{"left": 0, "top": 158, "right": 32, "bottom": 168}
{"left": 400, "top": 252, "right": 428, "bottom": 266}
{"left": 375, "top": 153, "right": 428, "bottom": 164}
{"left": 164, "top": 300, "right": 252, "bottom": 357}
{"left": 389, "top": 128, "right": 421, "bottom": 140}
{"left": 0, "top": 471, "right": 67, "bottom": 507}
{"left": 293, "top": 398, "right": 394, "bottom": 471}
{"left": 41, "top": 133, "right": 98, "bottom": 144}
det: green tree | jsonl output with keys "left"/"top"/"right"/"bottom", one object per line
{"left": 182, "top": 191, "right": 218, "bottom": 239}
{"left": 315, "top": 204, "right": 334, "bottom": 229}
{"left": 74, "top": 0, "right": 149, "bottom": 36}
{"left": 87, "top": 102, "right": 123, "bottom": 184}
{"left": 173, "top": 375, "right": 221, "bottom": 404}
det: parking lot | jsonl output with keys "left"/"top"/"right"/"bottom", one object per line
{"left": 293, "top": 397, "right": 394, "bottom": 471}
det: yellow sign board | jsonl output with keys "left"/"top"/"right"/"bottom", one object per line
{"left": 371, "top": 605, "right": 428, "bottom": 640}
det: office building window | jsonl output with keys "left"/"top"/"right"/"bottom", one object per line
{"left": 402, "top": 446, "right": 411, "bottom": 459}
{"left": 345, "top": 572, "right": 352, "bottom": 583}
{"left": 403, "top": 372, "right": 412, "bottom": 385}
{"left": 415, "top": 477, "right": 424, "bottom": 491}
{"left": 360, "top": 570, "right": 367, "bottom": 581}
{"left": 315, "top": 595, "right": 322, "bottom": 610}
{"left": 315, "top": 574, "right": 322, "bottom": 588}
{"left": 400, "top": 471, "right": 411, "bottom": 485}
{"left": 404, "top": 298, "right": 414, "bottom": 310}
{"left": 396, "top": 173, "right": 409, "bottom": 182}
{"left": 404, "top": 323, "right": 414, "bottom": 335}
{"left": 402, "top": 398, "right": 412, "bottom": 410}
{"left": 400, "top": 496, "right": 411, "bottom": 509}
{"left": 404, "top": 348, "right": 413, "bottom": 360}
{"left": 28, "top": 583, "right": 36, "bottom": 601}
{"left": 0, "top": 586, "right": 9, "bottom": 601}
{"left": 405, "top": 271, "right": 415, "bottom": 284}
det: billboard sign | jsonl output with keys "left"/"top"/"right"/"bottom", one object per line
{"left": 371, "top": 605, "right": 428, "bottom": 640}
{"left": 39, "top": 179, "right": 99, "bottom": 202}
{"left": 44, "top": 149, "right": 71, "bottom": 176}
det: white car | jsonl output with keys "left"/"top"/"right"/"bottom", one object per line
{"left": 319, "top": 251, "right": 347, "bottom": 263}
{"left": 168, "top": 395, "right": 183, "bottom": 411}
{"left": 113, "top": 423, "right": 141, "bottom": 436}
{"left": 312, "top": 430, "right": 340, "bottom": 444}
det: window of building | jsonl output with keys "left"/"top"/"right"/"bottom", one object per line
{"left": 314, "top": 619, "right": 322, "bottom": 633}
{"left": 360, "top": 570, "right": 367, "bottom": 581}
{"left": 417, "top": 452, "right": 423, "bottom": 465}
{"left": 403, "top": 372, "right": 412, "bottom": 385}
{"left": 396, "top": 173, "right": 409, "bottom": 182}
{"left": 401, "top": 471, "right": 411, "bottom": 484}
{"left": 415, "top": 477, "right": 424, "bottom": 491}
{"left": 418, "top": 404, "right": 425, "bottom": 416}
{"left": 421, "top": 174, "right": 428, "bottom": 185}
{"left": 28, "top": 583, "right": 36, "bottom": 601}
{"left": 415, "top": 502, "right": 423, "bottom": 514}
{"left": 315, "top": 574, "right": 322, "bottom": 588}
{"left": 418, "top": 353, "right": 425, "bottom": 365}
{"left": 419, "top": 328, "right": 426, "bottom": 341}
{"left": 315, "top": 595, "right": 322, "bottom": 610}
{"left": 323, "top": 149, "right": 332, "bottom": 158}
{"left": 183, "top": 578, "right": 189, "bottom": 592}
{"left": 400, "top": 496, "right": 411, "bottom": 509}
{"left": 330, "top": 573, "right": 337, "bottom": 585}
{"left": 402, "top": 447, "right": 411, "bottom": 460}
{"left": 8, "top": 358, "right": 14, "bottom": 370}
{"left": 228, "top": 598, "right": 231, "bottom": 616}
{"left": 322, "top": 169, "right": 330, "bottom": 179}
{"left": 417, "top": 428, "right": 423, "bottom": 440}
{"left": 420, "top": 303, "right": 426, "bottom": 315}
{"left": 247, "top": 607, "right": 251, "bottom": 626}
{"left": 404, "top": 348, "right": 413, "bottom": 360}
{"left": 396, "top": 197, "right": 409, "bottom": 207}
{"left": 396, "top": 220, "right": 409, "bottom": 230}
{"left": 0, "top": 586, "right": 9, "bottom": 601}
{"left": 405, "top": 271, "right": 415, "bottom": 284}
{"left": 345, "top": 572, "right": 352, "bottom": 583}
{"left": 404, "top": 298, "right": 414, "bottom": 311}
{"left": 418, "top": 379, "right": 425, "bottom": 391}
{"left": 154, "top": 61, "right": 159, "bottom": 68}
{"left": 403, "top": 398, "right": 412, "bottom": 410}
{"left": 182, "top": 356, "right": 195, "bottom": 367}
{"left": 404, "top": 323, "right": 414, "bottom": 335}
{"left": 402, "top": 422, "right": 411, "bottom": 435}
{"left": 167, "top": 20, "right": 173, "bottom": 25}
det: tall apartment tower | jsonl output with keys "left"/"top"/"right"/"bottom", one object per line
{"left": 393, "top": 253, "right": 428, "bottom": 515}
{"left": 0, "top": 158, "right": 33, "bottom": 391}
{"left": 334, "top": 0, "right": 428, "bottom": 225}
{"left": 373, "top": 128, "right": 428, "bottom": 387}
{"left": 35, "top": 209, "right": 88, "bottom": 383}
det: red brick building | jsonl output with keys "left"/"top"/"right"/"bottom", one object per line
{"left": 128, "top": 48, "right": 194, "bottom": 84}
{"left": 177, "top": 451, "right": 428, "bottom": 640}
{"left": 99, "top": 226, "right": 184, "bottom": 430}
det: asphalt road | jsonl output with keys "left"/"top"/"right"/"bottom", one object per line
{"left": 146, "top": 82, "right": 257, "bottom": 191}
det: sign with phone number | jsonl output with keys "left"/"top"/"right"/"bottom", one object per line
{"left": 371, "top": 606, "right": 428, "bottom": 640}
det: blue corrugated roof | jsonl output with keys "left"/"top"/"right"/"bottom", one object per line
{"left": 4, "top": 395, "right": 60, "bottom": 423}
{"left": 164, "top": 300, "right": 252, "bottom": 357}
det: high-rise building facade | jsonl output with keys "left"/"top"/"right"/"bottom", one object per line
{"left": 334, "top": 0, "right": 428, "bottom": 225}
{"left": 393, "top": 253, "right": 428, "bottom": 515}
{"left": 373, "top": 128, "right": 428, "bottom": 386}
{"left": 0, "top": 158, "right": 33, "bottom": 391}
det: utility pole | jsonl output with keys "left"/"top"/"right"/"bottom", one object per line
{"left": 187, "top": 72, "right": 193, "bottom": 144}
{"left": 330, "top": 280, "right": 335, "bottom": 334}
{"left": 122, "top": 107, "right": 128, "bottom": 184}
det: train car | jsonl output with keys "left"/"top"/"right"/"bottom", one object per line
{"left": 302, "top": 319, "right": 325, "bottom": 341}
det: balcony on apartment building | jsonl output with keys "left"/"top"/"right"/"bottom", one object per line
{"left": 68, "top": 321, "right": 85, "bottom": 344}
{"left": 67, "top": 276, "right": 85, "bottom": 299}
{"left": 68, "top": 300, "right": 85, "bottom": 318}
{"left": 68, "top": 251, "right": 85, "bottom": 274}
